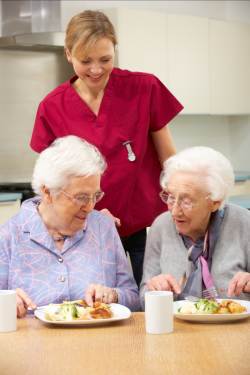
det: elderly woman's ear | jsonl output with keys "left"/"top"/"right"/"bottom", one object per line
{"left": 211, "top": 200, "right": 222, "bottom": 212}
{"left": 42, "top": 185, "right": 53, "bottom": 204}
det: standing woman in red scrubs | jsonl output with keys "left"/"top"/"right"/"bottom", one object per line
{"left": 30, "top": 10, "right": 183, "bottom": 288}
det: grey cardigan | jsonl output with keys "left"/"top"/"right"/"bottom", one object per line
{"left": 139, "top": 203, "right": 250, "bottom": 311}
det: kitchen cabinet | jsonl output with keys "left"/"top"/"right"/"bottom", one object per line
{"left": 229, "top": 172, "right": 250, "bottom": 196}
{"left": 101, "top": 8, "right": 168, "bottom": 86}
{"left": 0, "top": 193, "right": 22, "bottom": 226}
{"left": 167, "top": 14, "right": 210, "bottom": 114}
{"left": 210, "top": 20, "right": 250, "bottom": 114}
{"left": 103, "top": 8, "right": 250, "bottom": 115}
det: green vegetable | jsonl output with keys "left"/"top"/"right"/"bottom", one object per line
{"left": 58, "top": 303, "right": 78, "bottom": 321}
{"left": 177, "top": 307, "right": 181, "bottom": 312}
{"left": 196, "top": 299, "right": 218, "bottom": 314}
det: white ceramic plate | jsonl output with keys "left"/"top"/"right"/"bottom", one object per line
{"left": 35, "top": 303, "right": 131, "bottom": 327}
{"left": 174, "top": 299, "right": 250, "bottom": 323}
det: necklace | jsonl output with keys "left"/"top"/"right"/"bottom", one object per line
{"left": 55, "top": 235, "right": 67, "bottom": 242}
{"left": 36, "top": 201, "right": 67, "bottom": 242}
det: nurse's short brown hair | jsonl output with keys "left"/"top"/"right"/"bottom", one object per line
{"left": 65, "top": 10, "right": 118, "bottom": 59}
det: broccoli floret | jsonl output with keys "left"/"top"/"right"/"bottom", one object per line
{"left": 196, "top": 299, "right": 209, "bottom": 310}
{"left": 207, "top": 298, "right": 219, "bottom": 308}
{"left": 58, "top": 303, "right": 78, "bottom": 321}
{"left": 196, "top": 299, "right": 218, "bottom": 314}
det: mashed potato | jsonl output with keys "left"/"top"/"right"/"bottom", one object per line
{"left": 180, "top": 302, "right": 198, "bottom": 314}
{"left": 44, "top": 308, "right": 64, "bottom": 321}
{"left": 76, "top": 306, "right": 95, "bottom": 318}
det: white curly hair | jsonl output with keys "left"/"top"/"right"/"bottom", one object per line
{"left": 160, "top": 146, "right": 234, "bottom": 209}
{"left": 32, "top": 136, "right": 107, "bottom": 197}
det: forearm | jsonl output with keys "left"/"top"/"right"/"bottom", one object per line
{"left": 111, "top": 227, "right": 140, "bottom": 311}
{"left": 139, "top": 284, "right": 149, "bottom": 312}
{"left": 114, "top": 286, "right": 140, "bottom": 312}
{"left": 139, "top": 227, "right": 162, "bottom": 311}
{"left": 151, "top": 124, "right": 177, "bottom": 169}
{"left": 0, "top": 245, "right": 9, "bottom": 289}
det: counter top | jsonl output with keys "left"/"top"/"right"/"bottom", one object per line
{"left": 0, "top": 192, "right": 22, "bottom": 202}
{"left": 229, "top": 194, "right": 250, "bottom": 209}
{"left": 234, "top": 172, "right": 250, "bottom": 182}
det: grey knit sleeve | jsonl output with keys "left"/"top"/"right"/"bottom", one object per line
{"left": 139, "top": 214, "right": 166, "bottom": 311}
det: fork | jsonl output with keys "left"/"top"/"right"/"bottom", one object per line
{"left": 202, "top": 287, "right": 219, "bottom": 299}
{"left": 26, "top": 306, "right": 46, "bottom": 311}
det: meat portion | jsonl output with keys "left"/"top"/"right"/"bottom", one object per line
{"left": 88, "top": 308, "right": 114, "bottom": 320}
{"left": 218, "top": 300, "right": 245, "bottom": 314}
{"left": 219, "top": 300, "right": 232, "bottom": 308}
{"left": 93, "top": 301, "right": 111, "bottom": 309}
{"left": 228, "top": 302, "right": 245, "bottom": 314}
{"left": 217, "top": 307, "right": 230, "bottom": 314}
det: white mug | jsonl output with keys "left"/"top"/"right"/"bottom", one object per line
{"left": 145, "top": 291, "right": 173, "bottom": 334}
{"left": 0, "top": 290, "right": 17, "bottom": 333}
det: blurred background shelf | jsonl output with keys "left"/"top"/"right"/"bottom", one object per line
{"left": 228, "top": 194, "right": 250, "bottom": 209}
{"left": 0, "top": 192, "right": 22, "bottom": 226}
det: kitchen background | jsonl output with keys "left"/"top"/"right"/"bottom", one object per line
{"left": 0, "top": 0, "right": 250, "bottom": 223}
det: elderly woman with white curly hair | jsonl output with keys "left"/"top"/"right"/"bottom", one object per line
{"left": 140, "top": 146, "right": 250, "bottom": 310}
{"left": 0, "top": 136, "right": 139, "bottom": 315}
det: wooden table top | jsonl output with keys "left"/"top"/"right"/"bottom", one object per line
{"left": 1, "top": 313, "right": 250, "bottom": 375}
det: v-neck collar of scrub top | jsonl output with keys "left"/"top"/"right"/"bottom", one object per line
{"left": 66, "top": 72, "right": 116, "bottom": 136}
{"left": 20, "top": 198, "right": 88, "bottom": 256}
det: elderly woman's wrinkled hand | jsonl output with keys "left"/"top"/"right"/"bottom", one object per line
{"left": 146, "top": 274, "right": 181, "bottom": 295}
{"left": 227, "top": 272, "right": 250, "bottom": 297}
{"left": 85, "top": 284, "right": 118, "bottom": 306}
{"left": 15, "top": 288, "right": 37, "bottom": 317}
{"left": 100, "top": 209, "right": 121, "bottom": 227}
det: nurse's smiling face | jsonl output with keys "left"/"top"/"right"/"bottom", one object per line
{"left": 65, "top": 37, "right": 115, "bottom": 92}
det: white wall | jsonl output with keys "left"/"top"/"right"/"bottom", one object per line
{"left": 61, "top": 1, "right": 250, "bottom": 31}
{"left": 229, "top": 116, "right": 250, "bottom": 171}
{"left": 0, "top": 1, "right": 1, "bottom": 37}
{"left": 226, "top": 1, "right": 250, "bottom": 25}
{"left": 170, "top": 114, "right": 250, "bottom": 173}
{"left": 169, "top": 115, "right": 231, "bottom": 160}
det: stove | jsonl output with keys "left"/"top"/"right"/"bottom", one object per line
{"left": 0, "top": 183, "right": 35, "bottom": 203}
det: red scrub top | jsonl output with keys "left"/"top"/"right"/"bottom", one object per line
{"left": 30, "top": 68, "right": 183, "bottom": 237}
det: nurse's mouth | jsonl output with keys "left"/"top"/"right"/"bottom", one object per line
{"left": 86, "top": 74, "right": 103, "bottom": 81}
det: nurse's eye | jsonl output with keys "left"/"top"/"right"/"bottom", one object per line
{"left": 81, "top": 60, "right": 90, "bottom": 64}
{"left": 101, "top": 59, "right": 111, "bottom": 62}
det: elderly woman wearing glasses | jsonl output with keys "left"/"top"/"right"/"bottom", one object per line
{"left": 139, "top": 146, "right": 250, "bottom": 310}
{"left": 0, "top": 136, "right": 139, "bottom": 316}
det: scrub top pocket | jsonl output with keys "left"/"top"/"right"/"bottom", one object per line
{"left": 115, "top": 110, "right": 139, "bottom": 138}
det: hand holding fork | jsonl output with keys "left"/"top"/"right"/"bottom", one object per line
{"left": 204, "top": 272, "right": 250, "bottom": 299}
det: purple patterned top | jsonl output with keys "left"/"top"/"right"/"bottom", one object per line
{"left": 0, "top": 197, "right": 139, "bottom": 311}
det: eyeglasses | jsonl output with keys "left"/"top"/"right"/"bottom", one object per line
{"left": 159, "top": 189, "right": 210, "bottom": 212}
{"left": 59, "top": 189, "right": 105, "bottom": 206}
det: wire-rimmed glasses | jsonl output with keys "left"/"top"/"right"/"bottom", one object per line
{"left": 60, "top": 189, "right": 104, "bottom": 206}
{"left": 159, "top": 189, "right": 210, "bottom": 211}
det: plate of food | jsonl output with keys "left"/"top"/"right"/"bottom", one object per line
{"left": 174, "top": 298, "right": 250, "bottom": 323}
{"left": 35, "top": 300, "right": 131, "bottom": 326}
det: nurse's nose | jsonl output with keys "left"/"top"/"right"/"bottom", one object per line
{"left": 89, "top": 63, "right": 102, "bottom": 75}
